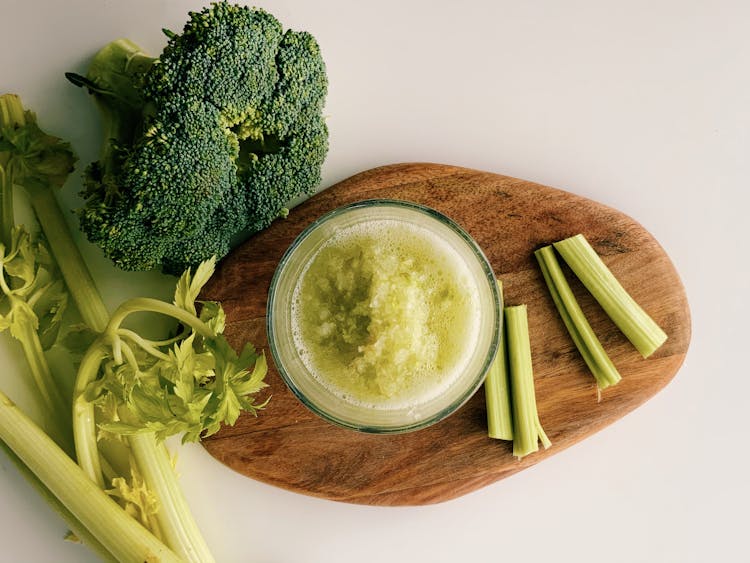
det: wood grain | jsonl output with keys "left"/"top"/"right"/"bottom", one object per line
{"left": 199, "top": 163, "right": 691, "bottom": 506}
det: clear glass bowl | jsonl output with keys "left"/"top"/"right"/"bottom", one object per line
{"left": 267, "top": 199, "right": 500, "bottom": 433}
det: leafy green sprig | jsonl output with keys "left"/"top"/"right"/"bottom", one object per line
{"left": 72, "top": 258, "right": 267, "bottom": 562}
{"left": 74, "top": 257, "right": 267, "bottom": 466}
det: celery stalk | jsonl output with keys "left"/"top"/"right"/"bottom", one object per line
{"left": 129, "top": 432, "right": 215, "bottom": 563}
{"left": 27, "top": 187, "right": 109, "bottom": 332}
{"left": 0, "top": 163, "right": 13, "bottom": 248}
{"left": 0, "top": 390, "right": 181, "bottom": 563}
{"left": 1, "top": 93, "right": 217, "bottom": 562}
{"left": 8, "top": 307, "right": 73, "bottom": 452}
{"left": 485, "top": 280, "right": 512, "bottom": 440}
{"left": 0, "top": 441, "right": 117, "bottom": 563}
{"left": 73, "top": 303, "right": 217, "bottom": 563}
{"left": 553, "top": 234, "right": 667, "bottom": 358}
{"left": 535, "top": 246, "right": 621, "bottom": 390}
{"left": 505, "top": 305, "right": 550, "bottom": 459}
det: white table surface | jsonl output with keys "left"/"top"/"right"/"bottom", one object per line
{"left": 1, "top": 1, "right": 747, "bottom": 561}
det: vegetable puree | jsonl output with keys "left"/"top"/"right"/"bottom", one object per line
{"left": 291, "top": 219, "right": 480, "bottom": 409}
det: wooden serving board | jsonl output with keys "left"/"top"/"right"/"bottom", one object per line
{"left": 200, "top": 163, "right": 690, "bottom": 506}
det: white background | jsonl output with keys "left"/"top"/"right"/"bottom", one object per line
{"left": 1, "top": 1, "right": 748, "bottom": 561}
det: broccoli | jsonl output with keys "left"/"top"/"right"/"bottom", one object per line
{"left": 67, "top": 2, "right": 328, "bottom": 273}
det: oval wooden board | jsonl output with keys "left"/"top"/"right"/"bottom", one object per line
{"left": 200, "top": 163, "right": 691, "bottom": 506}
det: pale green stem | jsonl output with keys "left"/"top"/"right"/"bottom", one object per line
{"left": 26, "top": 187, "right": 110, "bottom": 333}
{"left": 535, "top": 245, "right": 621, "bottom": 390}
{"left": 129, "top": 432, "right": 216, "bottom": 563}
{"left": 118, "top": 328, "right": 172, "bottom": 361}
{"left": 0, "top": 441, "right": 118, "bottom": 563}
{"left": 14, "top": 314, "right": 74, "bottom": 455}
{"left": 485, "top": 280, "right": 513, "bottom": 440}
{"left": 553, "top": 234, "right": 667, "bottom": 358}
{"left": 74, "top": 306, "right": 217, "bottom": 561}
{"left": 108, "top": 297, "right": 215, "bottom": 338}
{"left": 0, "top": 163, "right": 13, "bottom": 248}
{"left": 119, "top": 339, "right": 142, "bottom": 374}
{"left": 0, "top": 389, "right": 182, "bottom": 563}
{"left": 72, "top": 341, "right": 108, "bottom": 488}
{"left": 505, "top": 305, "right": 550, "bottom": 459}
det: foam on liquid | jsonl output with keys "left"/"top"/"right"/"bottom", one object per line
{"left": 291, "top": 218, "right": 481, "bottom": 410}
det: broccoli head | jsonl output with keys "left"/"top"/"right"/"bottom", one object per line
{"left": 67, "top": 2, "right": 328, "bottom": 273}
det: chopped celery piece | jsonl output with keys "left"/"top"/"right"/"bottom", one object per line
{"left": 553, "top": 234, "right": 667, "bottom": 358}
{"left": 485, "top": 280, "right": 512, "bottom": 440}
{"left": 0, "top": 390, "right": 181, "bottom": 563}
{"left": 535, "top": 246, "right": 621, "bottom": 390}
{"left": 505, "top": 305, "right": 550, "bottom": 459}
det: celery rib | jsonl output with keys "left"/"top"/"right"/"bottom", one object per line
{"left": 0, "top": 390, "right": 181, "bottom": 563}
{"left": 0, "top": 441, "right": 118, "bottom": 563}
{"left": 0, "top": 163, "right": 13, "bottom": 247}
{"left": 129, "top": 432, "right": 215, "bottom": 563}
{"left": 28, "top": 188, "right": 110, "bottom": 333}
{"left": 73, "top": 304, "right": 217, "bottom": 563}
{"left": 505, "top": 305, "right": 550, "bottom": 459}
{"left": 2, "top": 92, "right": 218, "bottom": 562}
{"left": 553, "top": 234, "right": 667, "bottom": 358}
{"left": 535, "top": 246, "right": 622, "bottom": 390}
{"left": 13, "top": 316, "right": 74, "bottom": 452}
{"left": 485, "top": 280, "right": 512, "bottom": 440}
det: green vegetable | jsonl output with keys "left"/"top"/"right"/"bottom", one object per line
{"left": 535, "top": 245, "right": 621, "bottom": 390}
{"left": 553, "top": 234, "right": 667, "bottom": 358}
{"left": 73, "top": 257, "right": 268, "bottom": 476}
{"left": 0, "top": 390, "right": 181, "bottom": 563}
{"left": 1, "top": 93, "right": 268, "bottom": 562}
{"left": 505, "top": 305, "right": 550, "bottom": 459}
{"left": 75, "top": 266, "right": 266, "bottom": 563}
{"left": 0, "top": 94, "right": 77, "bottom": 453}
{"left": 69, "top": 260, "right": 266, "bottom": 563}
{"left": 0, "top": 91, "right": 208, "bottom": 560}
{"left": 484, "top": 280, "right": 512, "bottom": 440}
{"left": 0, "top": 441, "right": 118, "bottom": 562}
{"left": 67, "top": 1, "right": 329, "bottom": 274}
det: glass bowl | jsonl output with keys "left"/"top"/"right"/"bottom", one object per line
{"left": 267, "top": 199, "right": 500, "bottom": 433}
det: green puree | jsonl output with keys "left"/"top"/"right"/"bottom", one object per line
{"left": 293, "top": 220, "right": 478, "bottom": 408}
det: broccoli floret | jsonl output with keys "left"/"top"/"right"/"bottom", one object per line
{"left": 67, "top": 2, "right": 328, "bottom": 273}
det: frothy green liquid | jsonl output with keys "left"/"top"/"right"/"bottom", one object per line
{"left": 291, "top": 219, "right": 480, "bottom": 409}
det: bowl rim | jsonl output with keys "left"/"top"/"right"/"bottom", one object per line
{"left": 266, "top": 198, "right": 501, "bottom": 434}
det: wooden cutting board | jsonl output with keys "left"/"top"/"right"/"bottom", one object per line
{"left": 199, "top": 163, "right": 691, "bottom": 506}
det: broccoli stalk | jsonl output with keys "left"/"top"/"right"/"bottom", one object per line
{"left": 67, "top": 1, "right": 329, "bottom": 274}
{"left": 65, "top": 39, "right": 155, "bottom": 206}
{"left": 1, "top": 93, "right": 267, "bottom": 563}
